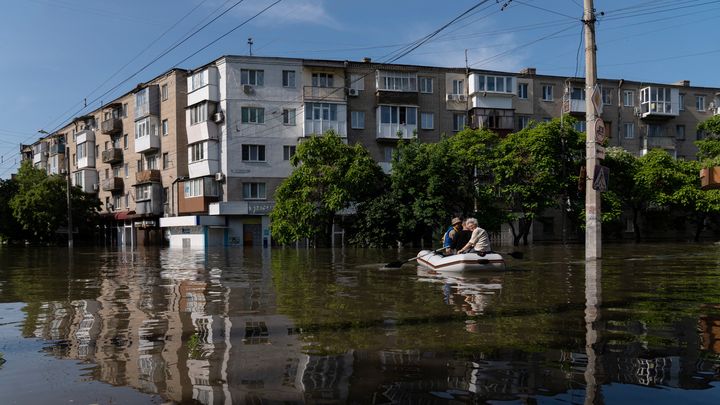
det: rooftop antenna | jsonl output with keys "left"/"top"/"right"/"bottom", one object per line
{"left": 248, "top": 37, "right": 253, "bottom": 56}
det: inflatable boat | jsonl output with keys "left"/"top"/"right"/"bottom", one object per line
{"left": 415, "top": 249, "right": 506, "bottom": 272}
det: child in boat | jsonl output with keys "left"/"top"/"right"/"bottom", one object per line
{"left": 457, "top": 217, "right": 491, "bottom": 255}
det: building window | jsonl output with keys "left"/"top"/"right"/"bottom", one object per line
{"left": 163, "top": 152, "right": 169, "bottom": 169}
{"left": 282, "top": 70, "right": 296, "bottom": 88}
{"left": 574, "top": 121, "right": 586, "bottom": 132}
{"left": 161, "top": 84, "right": 168, "bottom": 101}
{"left": 311, "top": 73, "right": 334, "bottom": 87}
{"left": 421, "top": 112, "right": 434, "bottom": 130}
{"left": 123, "top": 134, "right": 128, "bottom": 149}
{"left": 624, "top": 123, "right": 635, "bottom": 139}
{"left": 542, "top": 85, "right": 553, "bottom": 101}
{"left": 189, "top": 143, "right": 204, "bottom": 162}
{"left": 419, "top": 77, "right": 433, "bottom": 93}
{"left": 452, "top": 79, "right": 464, "bottom": 95}
{"left": 241, "top": 69, "right": 264, "bottom": 86}
{"left": 475, "top": 75, "right": 514, "bottom": 93}
{"left": 147, "top": 154, "right": 158, "bottom": 170}
{"left": 377, "top": 71, "right": 417, "bottom": 92}
{"left": 380, "top": 105, "right": 417, "bottom": 125}
{"left": 241, "top": 107, "right": 265, "bottom": 124}
{"left": 189, "top": 103, "right": 209, "bottom": 125}
{"left": 679, "top": 94, "right": 685, "bottom": 111}
{"left": 571, "top": 87, "right": 585, "bottom": 100}
{"left": 696, "top": 95, "right": 706, "bottom": 111}
{"left": 306, "top": 103, "right": 338, "bottom": 121}
{"left": 601, "top": 87, "right": 613, "bottom": 105}
{"left": 518, "top": 116, "right": 530, "bottom": 130}
{"left": 136, "top": 184, "right": 151, "bottom": 200}
{"left": 113, "top": 195, "right": 122, "bottom": 210}
{"left": 242, "top": 145, "right": 266, "bottom": 162}
{"left": 283, "top": 145, "right": 296, "bottom": 161}
{"left": 243, "top": 182, "right": 266, "bottom": 200}
{"left": 191, "top": 71, "right": 205, "bottom": 90}
{"left": 453, "top": 113, "right": 466, "bottom": 132}
{"left": 349, "top": 74, "right": 364, "bottom": 91}
{"left": 383, "top": 146, "right": 396, "bottom": 162}
{"left": 124, "top": 163, "right": 129, "bottom": 177}
{"left": 122, "top": 103, "right": 128, "bottom": 118}
{"left": 517, "top": 83, "right": 528, "bottom": 99}
{"left": 623, "top": 90, "right": 634, "bottom": 107}
{"left": 648, "top": 124, "right": 664, "bottom": 138}
{"left": 282, "top": 108, "right": 296, "bottom": 125}
{"left": 184, "top": 178, "right": 203, "bottom": 198}
{"left": 162, "top": 119, "right": 169, "bottom": 136}
{"left": 135, "top": 118, "right": 157, "bottom": 138}
{"left": 676, "top": 125, "right": 685, "bottom": 140}
{"left": 137, "top": 158, "right": 144, "bottom": 172}
{"left": 351, "top": 111, "right": 365, "bottom": 129}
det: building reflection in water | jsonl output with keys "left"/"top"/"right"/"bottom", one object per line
{"left": 15, "top": 248, "right": 720, "bottom": 403}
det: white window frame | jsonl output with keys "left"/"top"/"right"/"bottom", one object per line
{"left": 453, "top": 113, "right": 466, "bottom": 132}
{"left": 452, "top": 79, "right": 464, "bottom": 95}
{"left": 283, "top": 145, "right": 296, "bottom": 161}
{"left": 136, "top": 184, "right": 151, "bottom": 201}
{"left": 517, "top": 83, "right": 528, "bottom": 99}
{"left": 518, "top": 116, "right": 530, "bottom": 130}
{"left": 351, "top": 111, "right": 365, "bottom": 129}
{"left": 696, "top": 95, "right": 706, "bottom": 111}
{"left": 191, "top": 71, "right": 206, "bottom": 91}
{"left": 542, "top": 85, "right": 553, "bottom": 101}
{"left": 282, "top": 70, "right": 296, "bottom": 88}
{"left": 311, "top": 73, "right": 334, "bottom": 88}
{"left": 162, "top": 119, "right": 169, "bottom": 136}
{"left": 679, "top": 94, "right": 685, "bottom": 111}
{"left": 241, "top": 69, "right": 264, "bottom": 86}
{"left": 189, "top": 143, "right": 205, "bottom": 162}
{"left": 349, "top": 74, "right": 365, "bottom": 91}
{"left": 161, "top": 83, "right": 168, "bottom": 101}
{"left": 282, "top": 108, "right": 296, "bottom": 126}
{"left": 624, "top": 122, "right": 635, "bottom": 139}
{"left": 189, "top": 103, "right": 208, "bottom": 125}
{"left": 306, "top": 103, "right": 338, "bottom": 122}
{"left": 184, "top": 178, "right": 203, "bottom": 198}
{"left": 476, "top": 75, "right": 514, "bottom": 94}
{"left": 242, "top": 144, "right": 266, "bottom": 162}
{"left": 243, "top": 182, "right": 266, "bottom": 200}
{"left": 420, "top": 112, "right": 434, "bottom": 130}
{"left": 380, "top": 105, "right": 417, "bottom": 125}
{"left": 602, "top": 87, "right": 613, "bottom": 105}
{"left": 419, "top": 77, "right": 433, "bottom": 94}
{"left": 377, "top": 71, "right": 417, "bottom": 92}
{"left": 241, "top": 107, "right": 265, "bottom": 124}
{"left": 623, "top": 90, "right": 634, "bottom": 107}
{"left": 676, "top": 124, "right": 685, "bottom": 140}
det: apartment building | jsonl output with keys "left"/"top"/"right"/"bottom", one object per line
{"left": 24, "top": 55, "right": 720, "bottom": 247}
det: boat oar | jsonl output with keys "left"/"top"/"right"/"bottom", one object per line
{"left": 384, "top": 247, "right": 444, "bottom": 268}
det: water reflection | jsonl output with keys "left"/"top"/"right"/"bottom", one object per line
{"left": 1, "top": 245, "right": 719, "bottom": 403}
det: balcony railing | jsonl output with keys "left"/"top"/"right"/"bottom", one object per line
{"left": 303, "top": 86, "right": 346, "bottom": 102}
{"left": 101, "top": 177, "right": 124, "bottom": 192}
{"left": 101, "top": 118, "right": 122, "bottom": 135}
{"left": 101, "top": 148, "right": 123, "bottom": 164}
{"left": 643, "top": 136, "right": 676, "bottom": 150}
{"left": 135, "top": 169, "right": 161, "bottom": 184}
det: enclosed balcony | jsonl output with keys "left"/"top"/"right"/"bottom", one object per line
{"left": 135, "top": 116, "right": 160, "bottom": 154}
{"left": 134, "top": 85, "right": 160, "bottom": 120}
{"left": 32, "top": 142, "right": 48, "bottom": 165}
{"left": 49, "top": 142, "right": 65, "bottom": 155}
{"left": 135, "top": 169, "right": 162, "bottom": 184}
{"left": 135, "top": 183, "right": 163, "bottom": 216}
{"left": 101, "top": 117, "right": 122, "bottom": 135}
{"left": 101, "top": 148, "right": 123, "bottom": 164}
{"left": 640, "top": 86, "right": 679, "bottom": 119}
{"left": 303, "top": 86, "right": 346, "bottom": 102}
{"left": 643, "top": 136, "right": 676, "bottom": 150}
{"left": 188, "top": 67, "right": 219, "bottom": 105}
{"left": 102, "top": 177, "right": 124, "bottom": 192}
{"left": 376, "top": 105, "right": 417, "bottom": 140}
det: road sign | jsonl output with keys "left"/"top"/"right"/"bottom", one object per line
{"left": 596, "top": 145, "right": 605, "bottom": 159}
{"left": 593, "top": 165, "right": 609, "bottom": 192}
{"left": 590, "top": 84, "right": 603, "bottom": 116}
{"left": 595, "top": 118, "right": 606, "bottom": 144}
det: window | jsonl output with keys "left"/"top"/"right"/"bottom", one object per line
{"left": 601, "top": 87, "right": 613, "bottom": 105}
{"left": 136, "top": 184, "right": 151, "bottom": 200}
{"left": 380, "top": 106, "right": 417, "bottom": 125}
{"left": 452, "top": 79, "right": 464, "bottom": 95}
{"left": 696, "top": 95, "right": 706, "bottom": 111}
{"left": 122, "top": 103, "right": 128, "bottom": 118}
{"left": 383, "top": 146, "right": 396, "bottom": 162}
{"left": 624, "top": 123, "right": 635, "bottom": 139}
{"left": 189, "top": 103, "right": 208, "bottom": 125}
{"left": 124, "top": 163, "right": 129, "bottom": 178}
{"left": 517, "top": 83, "right": 528, "bottom": 99}
{"left": 137, "top": 158, "right": 144, "bottom": 172}
{"left": 163, "top": 153, "right": 169, "bottom": 169}
{"left": 283, "top": 145, "right": 296, "bottom": 161}
{"left": 184, "top": 178, "right": 203, "bottom": 198}
{"left": 189, "top": 143, "right": 204, "bottom": 162}
{"left": 113, "top": 195, "right": 122, "bottom": 210}
{"left": 77, "top": 143, "right": 86, "bottom": 159}
{"left": 123, "top": 134, "right": 128, "bottom": 149}
{"left": 161, "top": 84, "right": 168, "bottom": 101}
{"left": 542, "top": 85, "right": 553, "bottom": 101}
{"left": 282, "top": 108, "right": 296, "bottom": 125}
{"left": 135, "top": 88, "right": 148, "bottom": 110}
{"left": 282, "top": 70, "right": 296, "bottom": 88}
{"left": 453, "top": 113, "right": 466, "bottom": 132}
{"left": 162, "top": 119, "right": 169, "bottom": 136}
{"left": 570, "top": 87, "right": 585, "bottom": 100}
{"left": 241, "top": 69, "right": 264, "bottom": 86}
{"left": 311, "top": 73, "right": 333, "bottom": 87}
{"left": 679, "top": 94, "right": 685, "bottom": 111}
{"left": 676, "top": 125, "right": 685, "bottom": 140}
{"left": 349, "top": 74, "right": 365, "bottom": 91}
{"left": 243, "top": 182, "right": 266, "bottom": 199}
{"left": 306, "top": 103, "right": 338, "bottom": 121}
{"left": 242, "top": 145, "right": 266, "bottom": 162}
{"left": 351, "top": 111, "right": 365, "bottom": 129}
{"left": 135, "top": 118, "right": 157, "bottom": 138}
{"left": 104, "top": 168, "right": 109, "bottom": 179}
{"left": 518, "top": 116, "right": 530, "bottom": 130}
{"left": 241, "top": 107, "right": 265, "bottom": 124}
{"left": 421, "top": 112, "right": 434, "bottom": 130}
{"left": 574, "top": 121, "right": 586, "bottom": 132}
{"left": 623, "top": 90, "right": 634, "bottom": 107}
{"left": 377, "top": 71, "right": 417, "bottom": 91}
{"left": 648, "top": 124, "right": 664, "bottom": 138}
{"left": 419, "top": 77, "right": 433, "bottom": 93}
{"left": 163, "top": 187, "right": 169, "bottom": 204}
{"left": 146, "top": 155, "right": 158, "bottom": 170}
{"left": 191, "top": 71, "right": 205, "bottom": 90}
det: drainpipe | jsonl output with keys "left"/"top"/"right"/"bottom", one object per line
{"left": 616, "top": 79, "right": 624, "bottom": 147}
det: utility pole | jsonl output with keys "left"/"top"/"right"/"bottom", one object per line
{"left": 65, "top": 146, "right": 73, "bottom": 248}
{"left": 584, "top": 0, "right": 600, "bottom": 260}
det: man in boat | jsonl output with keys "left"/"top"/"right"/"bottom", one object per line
{"left": 452, "top": 219, "right": 473, "bottom": 253}
{"left": 458, "top": 217, "right": 491, "bottom": 256}
{"left": 442, "top": 217, "right": 463, "bottom": 255}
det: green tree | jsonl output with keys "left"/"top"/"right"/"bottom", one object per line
{"left": 492, "top": 117, "right": 584, "bottom": 245}
{"left": 270, "top": 131, "right": 385, "bottom": 245}
{"left": 601, "top": 147, "right": 641, "bottom": 239}
{"left": 0, "top": 177, "right": 26, "bottom": 243}
{"left": 9, "top": 161, "right": 100, "bottom": 244}
{"left": 672, "top": 158, "right": 720, "bottom": 241}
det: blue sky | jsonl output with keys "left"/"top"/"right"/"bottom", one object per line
{"left": 1, "top": 0, "right": 718, "bottom": 178}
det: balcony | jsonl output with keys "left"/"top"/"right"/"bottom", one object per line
{"left": 102, "top": 177, "right": 124, "bottom": 192}
{"left": 101, "top": 118, "right": 122, "bottom": 135}
{"left": 49, "top": 143, "right": 65, "bottom": 155}
{"left": 303, "top": 86, "right": 346, "bottom": 102}
{"left": 376, "top": 123, "right": 417, "bottom": 140}
{"left": 135, "top": 169, "right": 162, "bottom": 184}
{"left": 643, "top": 136, "right": 676, "bottom": 150}
{"left": 640, "top": 86, "right": 679, "bottom": 119}
{"left": 304, "top": 119, "right": 347, "bottom": 137}
{"left": 187, "top": 121, "right": 219, "bottom": 145}
{"left": 135, "top": 133, "right": 160, "bottom": 154}
{"left": 134, "top": 85, "right": 160, "bottom": 120}
{"left": 75, "top": 129, "right": 95, "bottom": 144}
{"left": 101, "top": 148, "right": 123, "bottom": 164}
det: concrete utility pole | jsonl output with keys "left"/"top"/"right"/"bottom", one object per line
{"left": 65, "top": 146, "right": 73, "bottom": 248}
{"left": 584, "top": 0, "right": 601, "bottom": 260}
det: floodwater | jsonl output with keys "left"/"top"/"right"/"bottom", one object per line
{"left": 0, "top": 244, "right": 719, "bottom": 404}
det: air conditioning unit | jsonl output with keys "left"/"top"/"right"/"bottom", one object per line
{"left": 348, "top": 88, "right": 359, "bottom": 97}
{"left": 633, "top": 107, "right": 642, "bottom": 116}
{"left": 446, "top": 94, "right": 459, "bottom": 102}
{"left": 243, "top": 84, "right": 255, "bottom": 95}
{"left": 213, "top": 111, "right": 225, "bottom": 123}
{"left": 214, "top": 172, "right": 225, "bottom": 182}
{"left": 92, "top": 183, "right": 99, "bottom": 191}
{"left": 458, "top": 94, "right": 467, "bottom": 102}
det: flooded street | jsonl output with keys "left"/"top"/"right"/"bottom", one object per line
{"left": 1, "top": 244, "right": 719, "bottom": 404}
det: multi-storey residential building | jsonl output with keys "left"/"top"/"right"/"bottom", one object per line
{"left": 24, "top": 56, "right": 720, "bottom": 247}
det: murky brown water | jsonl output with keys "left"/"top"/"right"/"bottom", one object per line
{"left": 1, "top": 244, "right": 719, "bottom": 404}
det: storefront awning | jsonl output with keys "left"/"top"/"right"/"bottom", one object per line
{"left": 114, "top": 210, "right": 135, "bottom": 220}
